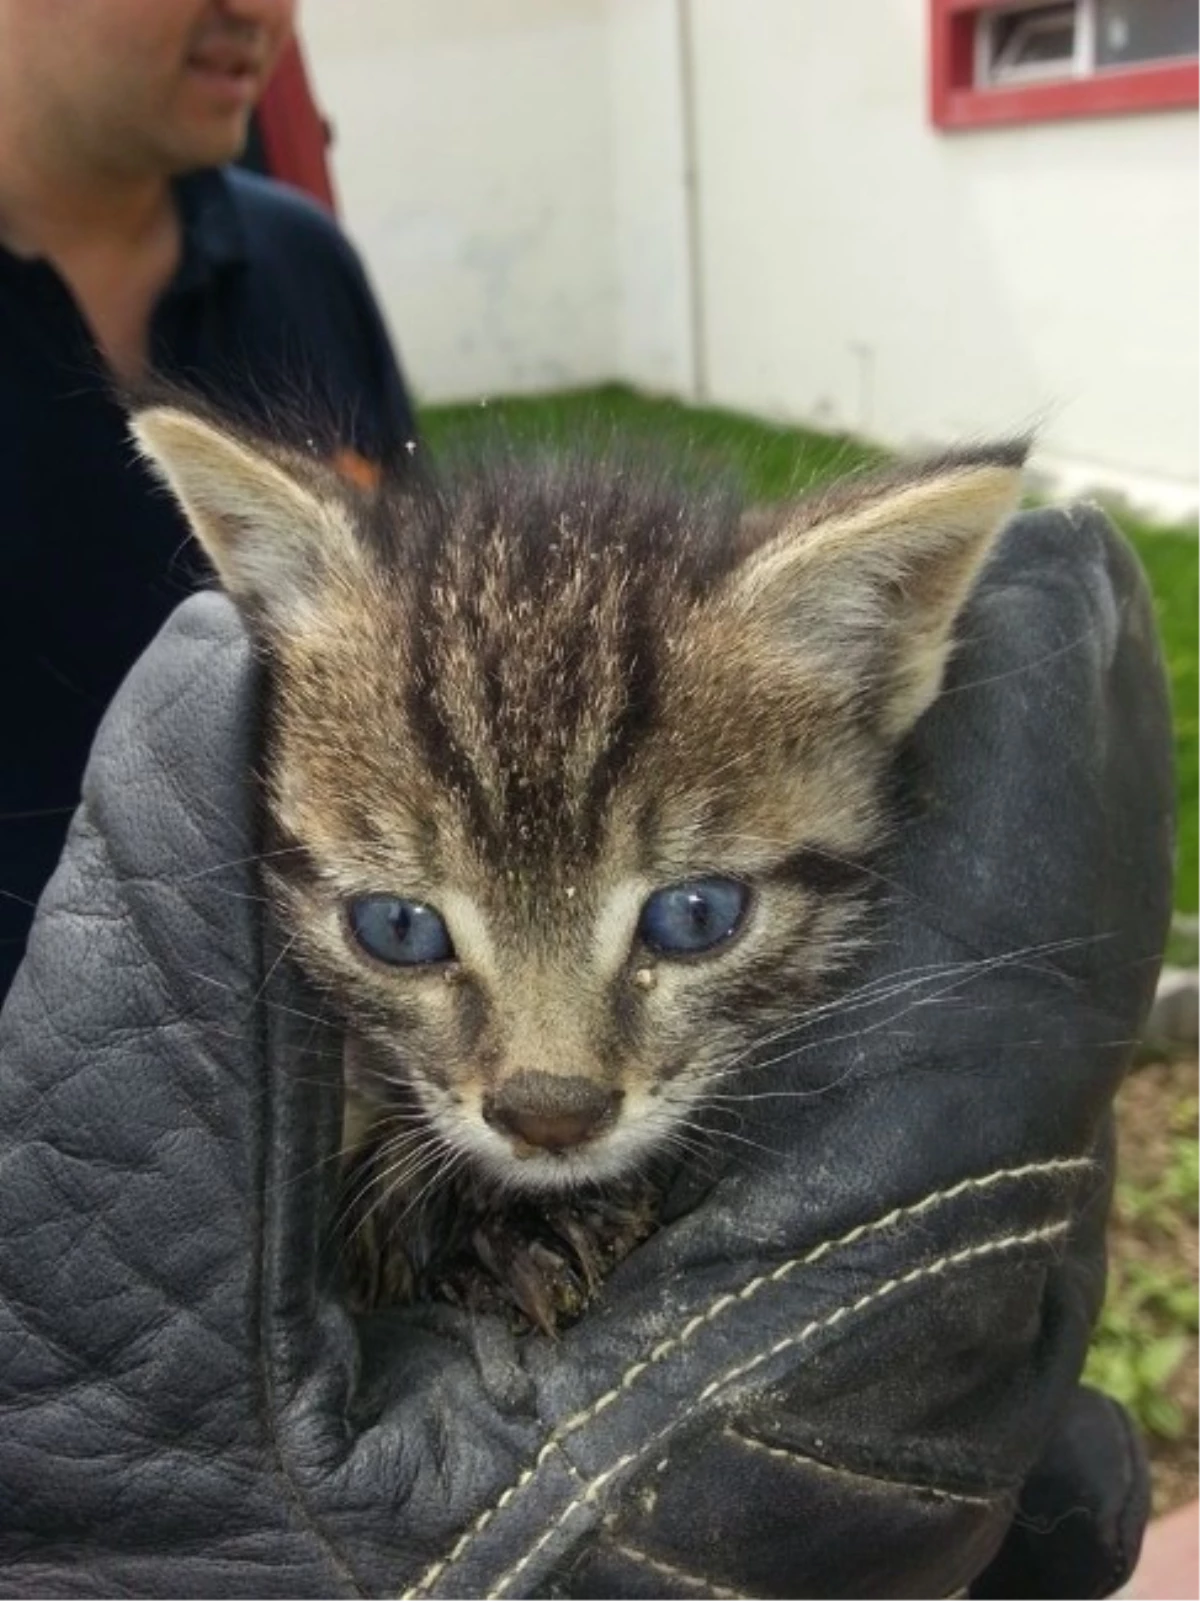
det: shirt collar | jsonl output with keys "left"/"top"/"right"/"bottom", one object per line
{"left": 168, "top": 167, "right": 247, "bottom": 295}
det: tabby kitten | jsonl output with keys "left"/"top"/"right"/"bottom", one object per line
{"left": 132, "top": 404, "right": 1024, "bottom": 1331}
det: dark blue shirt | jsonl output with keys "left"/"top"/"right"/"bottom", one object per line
{"left": 0, "top": 167, "right": 416, "bottom": 993}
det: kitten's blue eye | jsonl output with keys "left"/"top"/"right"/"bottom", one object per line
{"left": 638, "top": 877, "right": 749, "bottom": 957}
{"left": 347, "top": 895, "right": 454, "bottom": 966}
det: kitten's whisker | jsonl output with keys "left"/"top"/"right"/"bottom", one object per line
{"left": 391, "top": 1148, "right": 471, "bottom": 1231}
{"left": 367, "top": 1128, "right": 454, "bottom": 1197}
{"left": 336, "top": 1145, "right": 430, "bottom": 1226}
{"left": 736, "top": 947, "right": 1031, "bottom": 1036}
{"left": 334, "top": 1126, "right": 437, "bottom": 1218}
{"left": 940, "top": 625, "right": 1096, "bottom": 697}
{"left": 274, "top": 1145, "right": 355, "bottom": 1187}
{"left": 343, "top": 1140, "right": 465, "bottom": 1252}
{"left": 699, "top": 826, "right": 1116, "bottom": 973}
{"left": 339, "top": 1141, "right": 450, "bottom": 1247}
{"left": 254, "top": 929, "right": 302, "bottom": 1007}
{"left": 709, "top": 936, "right": 1113, "bottom": 1082}
{"left": 195, "top": 887, "right": 275, "bottom": 906}
{"left": 699, "top": 964, "right": 976, "bottom": 1078}
{"left": 699, "top": 1081, "right": 855, "bottom": 1105}
{"left": 174, "top": 843, "right": 314, "bottom": 884}
{"left": 185, "top": 967, "right": 343, "bottom": 1032}
{"left": 670, "top": 1115, "right": 780, "bottom": 1160}
{"left": 271, "top": 1117, "right": 420, "bottom": 1195}
{"left": 654, "top": 1126, "right": 716, "bottom": 1164}
{"left": 261, "top": 1000, "right": 342, "bottom": 1031}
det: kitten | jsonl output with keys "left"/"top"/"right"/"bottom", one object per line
{"left": 132, "top": 403, "right": 1024, "bottom": 1331}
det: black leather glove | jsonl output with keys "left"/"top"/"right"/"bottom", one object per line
{"left": 0, "top": 504, "right": 1172, "bottom": 1599}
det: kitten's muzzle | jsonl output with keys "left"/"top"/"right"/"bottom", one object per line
{"left": 482, "top": 1073, "right": 623, "bottom": 1154}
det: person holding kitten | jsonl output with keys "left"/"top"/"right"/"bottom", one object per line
{"left": 0, "top": 0, "right": 416, "bottom": 997}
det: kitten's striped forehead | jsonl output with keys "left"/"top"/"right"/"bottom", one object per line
{"left": 382, "top": 459, "right": 744, "bottom": 864}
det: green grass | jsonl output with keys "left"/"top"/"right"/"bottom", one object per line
{"left": 1119, "top": 522, "right": 1198, "bottom": 915}
{"left": 1166, "top": 926, "right": 1199, "bottom": 970}
{"left": 422, "top": 384, "right": 881, "bottom": 497}
{"left": 1085, "top": 1258, "right": 1198, "bottom": 1441}
{"left": 422, "top": 384, "right": 1198, "bottom": 913}
{"left": 1084, "top": 1088, "right": 1199, "bottom": 1446}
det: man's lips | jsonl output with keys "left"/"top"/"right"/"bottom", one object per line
{"left": 186, "top": 41, "right": 267, "bottom": 93}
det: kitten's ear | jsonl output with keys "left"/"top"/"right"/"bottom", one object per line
{"left": 728, "top": 448, "right": 1026, "bottom": 739}
{"left": 130, "top": 406, "right": 364, "bottom": 627}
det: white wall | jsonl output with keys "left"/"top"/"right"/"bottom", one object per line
{"left": 606, "top": 0, "right": 694, "bottom": 396}
{"left": 686, "top": 0, "right": 1199, "bottom": 509}
{"left": 299, "top": 0, "right": 1198, "bottom": 511}
{"left": 300, "top": 0, "right": 618, "bottom": 401}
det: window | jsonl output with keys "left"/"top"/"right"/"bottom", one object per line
{"left": 931, "top": 0, "right": 1199, "bottom": 130}
{"left": 1096, "top": 0, "right": 1200, "bottom": 69}
{"left": 979, "top": 4, "right": 1080, "bottom": 87}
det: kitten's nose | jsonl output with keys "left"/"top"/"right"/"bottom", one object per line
{"left": 482, "top": 1073, "right": 622, "bottom": 1152}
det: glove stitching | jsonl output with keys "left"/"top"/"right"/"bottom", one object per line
{"left": 719, "top": 1425, "right": 1000, "bottom": 1507}
{"left": 403, "top": 1156, "right": 1088, "bottom": 1598}
{"left": 604, "top": 1536, "right": 752, "bottom": 1599}
{"left": 489, "top": 1220, "right": 1071, "bottom": 1599}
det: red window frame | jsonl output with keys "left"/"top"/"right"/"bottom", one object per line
{"left": 930, "top": 0, "right": 1199, "bottom": 130}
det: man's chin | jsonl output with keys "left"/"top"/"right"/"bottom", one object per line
{"left": 163, "top": 118, "right": 254, "bottom": 175}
